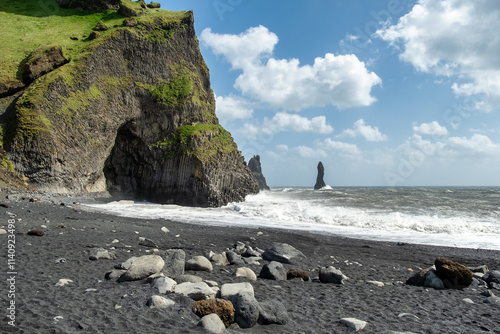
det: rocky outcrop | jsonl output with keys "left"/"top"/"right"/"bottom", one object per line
{"left": 314, "top": 161, "right": 326, "bottom": 190}
{"left": 248, "top": 155, "right": 270, "bottom": 190}
{"left": 2, "top": 5, "right": 258, "bottom": 207}
{"left": 56, "top": 0, "right": 121, "bottom": 11}
{"left": 21, "top": 45, "right": 69, "bottom": 85}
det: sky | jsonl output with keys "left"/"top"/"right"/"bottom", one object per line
{"left": 162, "top": 0, "right": 500, "bottom": 187}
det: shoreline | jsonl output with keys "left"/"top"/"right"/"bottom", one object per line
{"left": 1, "top": 192, "right": 499, "bottom": 333}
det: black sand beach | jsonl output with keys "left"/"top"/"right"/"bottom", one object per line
{"left": 1, "top": 193, "right": 499, "bottom": 333}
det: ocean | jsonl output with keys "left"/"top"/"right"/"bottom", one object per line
{"left": 83, "top": 187, "right": 500, "bottom": 250}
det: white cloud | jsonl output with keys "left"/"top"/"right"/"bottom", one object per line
{"left": 413, "top": 121, "right": 448, "bottom": 136}
{"left": 322, "top": 138, "right": 362, "bottom": 157}
{"left": 294, "top": 146, "right": 327, "bottom": 159}
{"left": 338, "top": 119, "right": 388, "bottom": 142}
{"left": 377, "top": 0, "right": 500, "bottom": 111}
{"left": 398, "top": 133, "right": 500, "bottom": 161}
{"left": 201, "top": 26, "right": 381, "bottom": 110}
{"left": 239, "top": 112, "right": 333, "bottom": 138}
{"left": 215, "top": 95, "right": 253, "bottom": 121}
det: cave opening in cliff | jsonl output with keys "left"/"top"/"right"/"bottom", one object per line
{"left": 103, "top": 122, "right": 144, "bottom": 199}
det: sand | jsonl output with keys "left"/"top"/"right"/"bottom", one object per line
{"left": 0, "top": 192, "right": 499, "bottom": 333}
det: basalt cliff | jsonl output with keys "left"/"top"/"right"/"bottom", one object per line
{"left": 0, "top": 0, "right": 259, "bottom": 206}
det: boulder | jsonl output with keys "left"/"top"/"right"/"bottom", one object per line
{"left": 435, "top": 257, "right": 473, "bottom": 289}
{"left": 258, "top": 300, "right": 289, "bottom": 325}
{"left": 340, "top": 318, "right": 367, "bottom": 331}
{"left": 197, "top": 314, "right": 226, "bottom": 334}
{"left": 259, "top": 261, "right": 287, "bottom": 281}
{"left": 139, "top": 237, "right": 158, "bottom": 248}
{"left": 242, "top": 246, "right": 262, "bottom": 258}
{"left": 262, "top": 243, "right": 305, "bottom": 264}
{"left": 27, "top": 230, "right": 44, "bottom": 236}
{"left": 210, "top": 252, "right": 230, "bottom": 266}
{"left": 220, "top": 282, "right": 254, "bottom": 300}
{"left": 122, "top": 17, "right": 138, "bottom": 27}
{"left": 319, "top": 266, "right": 348, "bottom": 284}
{"left": 22, "top": 45, "right": 68, "bottom": 84}
{"left": 152, "top": 276, "right": 177, "bottom": 294}
{"left": 146, "top": 295, "right": 175, "bottom": 308}
{"left": 147, "top": 2, "right": 161, "bottom": 9}
{"left": 226, "top": 251, "right": 245, "bottom": 265}
{"left": 484, "top": 270, "right": 500, "bottom": 284}
{"left": 186, "top": 255, "right": 213, "bottom": 272}
{"left": 162, "top": 249, "right": 185, "bottom": 277}
{"left": 192, "top": 299, "right": 235, "bottom": 328}
{"left": 228, "top": 293, "right": 260, "bottom": 329}
{"left": 424, "top": 269, "right": 444, "bottom": 289}
{"left": 89, "top": 247, "right": 116, "bottom": 260}
{"left": 314, "top": 161, "right": 327, "bottom": 190}
{"left": 235, "top": 267, "right": 257, "bottom": 281}
{"left": 287, "top": 269, "right": 310, "bottom": 281}
{"left": 118, "top": 255, "right": 165, "bottom": 282}
{"left": 174, "top": 282, "right": 216, "bottom": 301}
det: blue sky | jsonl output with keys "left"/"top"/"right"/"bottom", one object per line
{"left": 162, "top": 0, "right": 500, "bottom": 187}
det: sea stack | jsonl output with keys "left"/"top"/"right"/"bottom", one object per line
{"left": 248, "top": 155, "right": 270, "bottom": 191}
{"left": 314, "top": 161, "right": 326, "bottom": 190}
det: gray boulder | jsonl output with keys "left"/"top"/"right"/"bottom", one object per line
{"left": 89, "top": 247, "right": 116, "bottom": 261}
{"left": 197, "top": 313, "right": 226, "bottom": 334}
{"left": 484, "top": 270, "right": 500, "bottom": 284}
{"left": 262, "top": 243, "right": 305, "bottom": 264}
{"left": 259, "top": 261, "right": 287, "bottom": 281}
{"left": 139, "top": 237, "right": 158, "bottom": 248}
{"left": 220, "top": 282, "right": 254, "bottom": 300}
{"left": 210, "top": 251, "right": 230, "bottom": 266}
{"left": 146, "top": 295, "right": 175, "bottom": 309}
{"left": 406, "top": 267, "right": 433, "bottom": 286}
{"left": 258, "top": 300, "right": 289, "bottom": 325}
{"left": 424, "top": 269, "right": 445, "bottom": 289}
{"left": 152, "top": 276, "right": 177, "bottom": 294}
{"left": 235, "top": 267, "right": 257, "bottom": 281}
{"left": 174, "top": 282, "right": 216, "bottom": 301}
{"left": 319, "top": 266, "right": 348, "bottom": 284}
{"left": 185, "top": 255, "right": 213, "bottom": 272}
{"left": 118, "top": 255, "right": 164, "bottom": 282}
{"left": 162, "top": 249, "right": 186, "bottom": 277}
{"left": 226, "top": 251, "right": 245, "bottom": 265}
{"left": 228, "top": 293, "right": 260, "bottom": 329}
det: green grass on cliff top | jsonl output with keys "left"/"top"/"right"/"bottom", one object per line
{"left": 0, "top": 0, "right": 187, "bottom": 84}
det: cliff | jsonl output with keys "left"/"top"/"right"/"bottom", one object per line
{"left": 248, "top": 155, "right": 270, "bottom": 191}
{"left": 0, "top": 0, "right": 259, "bottom": 207}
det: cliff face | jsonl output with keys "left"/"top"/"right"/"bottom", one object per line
{"left": 1, "top": 2, "right": 259, "bottom": 207}
{"left": 248, "top": 155, "right": 270, "bottom": 191}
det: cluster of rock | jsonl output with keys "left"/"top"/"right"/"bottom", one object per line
{"left": 92, "top": 240, "right": 350, "bottom": 332}
{"left": 406, "top": 257, "right": 500, "bottom": 305}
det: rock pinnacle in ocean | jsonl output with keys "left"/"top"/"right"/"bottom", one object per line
{"left": 314, "top": 161, "right": 326, "bottom": 190}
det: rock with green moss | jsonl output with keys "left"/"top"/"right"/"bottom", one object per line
{"left": 2, "top": 7, "right": 258, "bottom": 207}
{"left": 21, "top": 45, "right": 68, "bottom": 84}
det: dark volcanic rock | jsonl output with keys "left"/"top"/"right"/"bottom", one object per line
{"left": 5, "top": 11, "right": 259, "bottom": 207}
{"left": 0, "top": 81, "right": 25, "bottom": 98}
{"left": 21, "top": 45, "right": 68, "bottom": 84}
{"left": 56, "top": 0, "right": 120, "bottom": 11}
{"left": 314, "top": 161, "right": 327, "bottom": 190}
{"left": 248, "top": 155, "right": 270, "bottom": 190}
{"left": 262, "top": 243, "right": 305, "bottom": 264}
{"left": 435, "top": 257, "right": 473, "bottom": 289}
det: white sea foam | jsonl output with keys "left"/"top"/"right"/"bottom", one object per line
{"left": 82, "top": 188, "right": 500, "bottom": 250}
